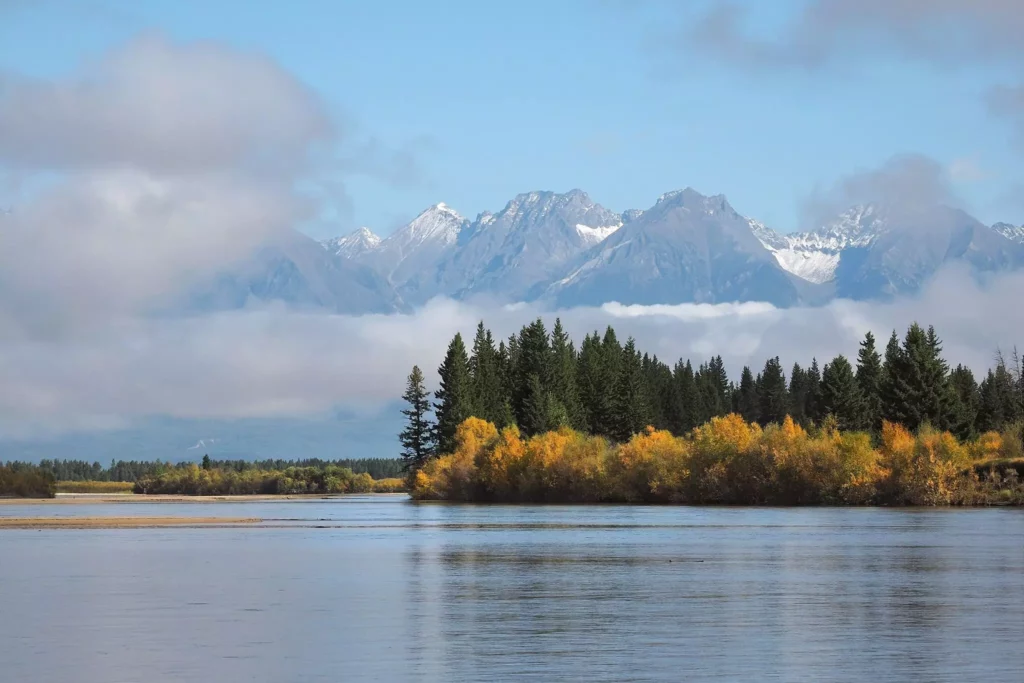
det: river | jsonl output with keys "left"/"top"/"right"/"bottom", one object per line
{"left": 2, "top": 497, "right": 1023, "bottom": 682}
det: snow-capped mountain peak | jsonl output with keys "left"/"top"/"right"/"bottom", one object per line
{"left": 992, "top": 222, "right": 1024, "bottom": 244}
{"left": 322, "top": 226, "right": 382, "bottom": 259}
{"left": 402, "top": 203, "right": 466, "bottom": 245}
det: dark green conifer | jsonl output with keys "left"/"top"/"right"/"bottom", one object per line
{"left": 820, "top": 355, "right": 863, "bottom": 431}
{"left": 736, "top": 366, "right": 759, "bottom": 424}
{"left": 758, "top": 356, "right": 788, "bottom": 426}
{"left": 400, "top": 365, "right": 435, "bottom": 470}
{"left": 433, "top": 333, "right": 473, "bottom": 454}
{"left": 855, "top": 331, "right": 883, "bottom": 431}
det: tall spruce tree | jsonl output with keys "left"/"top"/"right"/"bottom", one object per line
{"left": 948, "top": 364, "right": 980, "bottom": 441}
{"left": 512, "top": 319, "right": 551, "bottom": 431}
{"left": 805, "top": 359, "right": 824, "bottom": 424}
{"left": 611, "top": 338, "right": 652, "bottom": 441}
{"left": 469, "top": 322, "right": 506, "bottom": 426}
{"left": 520, "top": 373, "right": 550, "bottom": 436}
{"left": 399, "top": 365, "right": 435, "bottom": 470}
{"left": 758, "top": 356, "right": 788, "bottom": 426}
{"left": 881, "top": 324, "right": 954, "bottom": 431}
{"left": 855, "top": 331, "right": 883, "bottom": 432}
{"left": 736, "top": 366, "right": 760, "bottom": 424}
{"left": 644, "top": 355, "right": 675, "bottom": 431}
{"left": 549, "top": 318, "right": 584, "bottom": 430}
{"left": 672, "top": 360, "right": 700, "bottom": 434}
{"left": 433, "top": 333, "right": 473, "bottom": 455}
{"left": 820, "top": 355, "right": 863, "bottom": 431}
{"left": 788, "top": 362, "right": 809, "bottom": 425}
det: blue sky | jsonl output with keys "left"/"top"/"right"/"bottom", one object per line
{"left": 1, "top": 0, "right": 1020, "bottom": 236}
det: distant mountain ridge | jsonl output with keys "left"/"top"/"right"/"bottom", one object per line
{"left": 192, "top": 186, "right": 1024, "bottom": 314}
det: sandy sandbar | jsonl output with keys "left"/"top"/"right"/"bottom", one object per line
{"left": 0, "top": 493, "right": 406, "bottom": 505}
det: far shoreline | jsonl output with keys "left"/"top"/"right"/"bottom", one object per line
{"left": 0, "top": 492, "right": 411, "bottom": 505}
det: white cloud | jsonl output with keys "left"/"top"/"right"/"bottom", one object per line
{"left": 0, "top": 32, "right": 333, "bottom": 175}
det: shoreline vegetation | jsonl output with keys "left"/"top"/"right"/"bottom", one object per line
{"left": 401, "top": 318, "right": 1024, "bottom": 506}
{"left": 0, "top": 459, "right": 407, "bottom": 499}
{"left": 410, "top": 416, "right": 1024, "bottom": 505}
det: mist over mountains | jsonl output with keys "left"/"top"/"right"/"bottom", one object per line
{"left": 199, "top": 188, "right": 1024, "bottom": 314}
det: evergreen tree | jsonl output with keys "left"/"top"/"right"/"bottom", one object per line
{"left": 469, "top": 322, "right": 506, "bottom": 426}
{"left": 736, "top": 366, "right": 759, "bottom": 424}
{"left": 976, "top": 358, "right": 1023, "bottom": 433}
{"left": 855, "top": 331, "right": 883, "bottom": 432}
{"left": 611, "top": 338, "right": 652, "bottom": 441}
{"left": 400, "top": 365, "right": 435, "bottom": 470}
{"left": 549, "top": 318, "right": 584, "bottom": 430}
{"left": 820, "top": 355, "right": 863, "bottom": 431}
{"left": 708, "top": 355, "right": 731, "bottom": 413}
{"left": 788, "top": 363, "right": 808, "bottom": 425}
{"left": 758, "top": 356, "right": 788, "bottom": 426}
{"left": 671, "top": 360, "right": 700, "bottom": 434}
{"left": 512, "top": 319, "right": 551, "bottom": 431}
{"left": 643, "top": 355, "right": 675, "bottom": 431}
{"left": 433, "top": 333, "right": 473, "bottom": 454}
{"left": 948, "top": 364, "right": 980, "bottom": 441}
{"left": 576, "top": 332, "right": 609, "bottom": 436}
{"left": 881, "top": 324, "right": 954, "bottom": 431}
{"left": 805, "top": 359, "right": 823, "bottom": 424}
{"left": 520, "top": 373, "right": 550, "bottom": 437}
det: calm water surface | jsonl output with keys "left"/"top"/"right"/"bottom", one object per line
{"left": 2, "top": 497, "right": 1023, "bottom": 682}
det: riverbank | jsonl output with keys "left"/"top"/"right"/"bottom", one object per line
{"left": 0, "top": 492, "right": 410, "bottom": 505}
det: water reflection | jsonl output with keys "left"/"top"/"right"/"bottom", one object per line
{"left": 1, "top": 502, "right": 1022, "bottom": 682}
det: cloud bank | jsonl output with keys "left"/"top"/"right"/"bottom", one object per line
{"left": 2, "top": 268, "right": 1023, "bottom": 437}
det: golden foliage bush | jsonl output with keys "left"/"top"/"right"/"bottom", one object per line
{"left": 410, "top": 414, "right": 1024, "bottom": 506}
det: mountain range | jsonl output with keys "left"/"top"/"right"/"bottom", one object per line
{"left": 200, "top": 188, "right": 1024, "bottom": 313}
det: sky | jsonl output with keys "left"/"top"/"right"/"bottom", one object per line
{"left": 2, "top": 0, "right": 1024, "bottom": 451}
{"left": 1, "top": 0, "right": 1022, "bottom": 237}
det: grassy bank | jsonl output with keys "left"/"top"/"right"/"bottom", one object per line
{"left": 411, "top": 416, "right": 1024, "bottom": 506}
{"left": 57, "top": 480, "right": 135, "bottom": 494}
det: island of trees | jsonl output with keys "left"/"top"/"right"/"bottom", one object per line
{"left": 399, "top": 319, "right": 1024, "bottom": 505}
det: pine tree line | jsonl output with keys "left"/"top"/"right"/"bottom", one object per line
{"left": 400, "top": 320, "right": 1024, "bottom": 469}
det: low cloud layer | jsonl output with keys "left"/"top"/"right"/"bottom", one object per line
{"left": 2, "top": 268, "right": 1022, "bottom": 438}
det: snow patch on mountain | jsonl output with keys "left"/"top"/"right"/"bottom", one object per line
{"left": 575, "top": 222, "right": 622, "bottom": 244}
{"left": 751, "top": 206, "right": 886, "bottom": 284}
